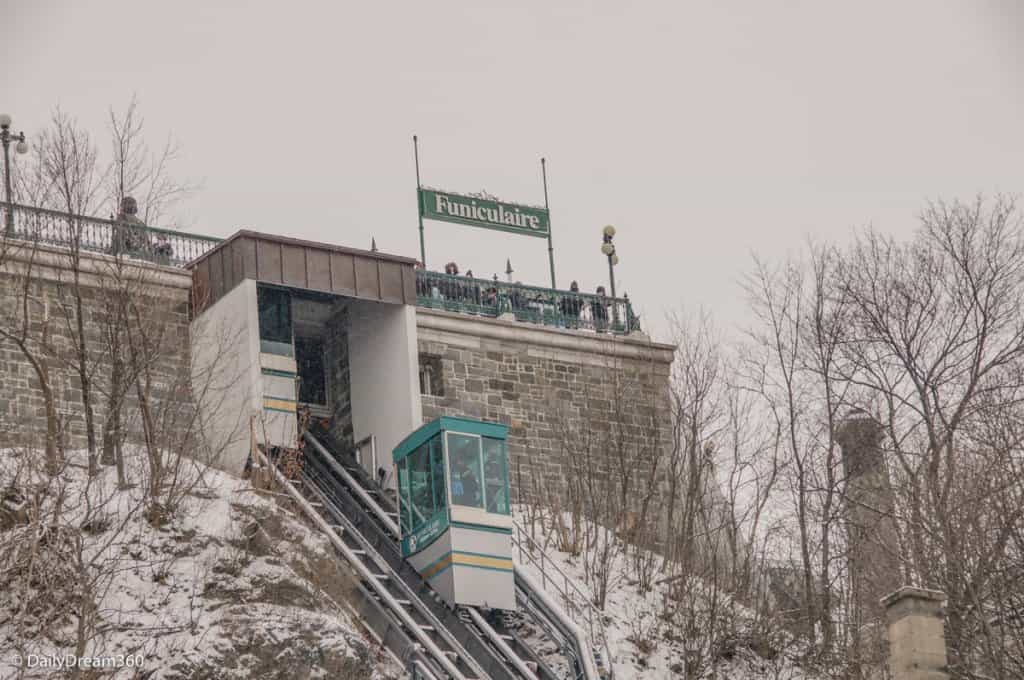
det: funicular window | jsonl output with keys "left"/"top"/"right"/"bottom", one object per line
{"left": 397, "top": 459, "right": 411, "bottom": 534}
{"left": 409, "top": 444, "right": 433, "bottom": 528}
{"left": 429, "top": 435, "right": 447, "bottom": 514}
{"left": 447, "top": 433, "right": 484, "bottom": 510}
{"left": 482, "top": 437, "right": 510, "bottom": 515}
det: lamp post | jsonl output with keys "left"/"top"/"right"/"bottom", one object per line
{"left": 601, "top": 225, "right": 620, "bottom": 327}
{"left": 601, "top": 225, "right": 619, "bottom": 298}
{"left": 1, "top": 113, "right": 29, "bottom": 236}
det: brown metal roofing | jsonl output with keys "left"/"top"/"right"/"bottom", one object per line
{"left": 189, "top": 229, "right": 416, "bottom": 312}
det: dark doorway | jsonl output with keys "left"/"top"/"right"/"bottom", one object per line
{"left": 295, "top": 336, "right": 327, "bottom": 406}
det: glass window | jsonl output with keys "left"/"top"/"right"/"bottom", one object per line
{"left": 397, "top": 459, "right": 411, "bottom": 535}
{"left": 258, "top": 286, "right": 292, "bottom": 344}
{"left": 447, "top": 433, "right": 483, "bottom": 509}
{"left": 409, "top": 443, "right": 433, "bottom": 528}
{"left": 418, "top": 354, "right": 444, "bottom": 396}
{"left": 429, "top": 435, "right": 447, "bottom": 513}
{"left": 482, "top": 437, "right": 510, "bottom": 515}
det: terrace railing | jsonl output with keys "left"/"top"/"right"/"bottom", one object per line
{"left": 1, "top": 201, "right": 222, "bottom": 268}
{"left": 415, "top": 270, "right": 639, "bottom": 335}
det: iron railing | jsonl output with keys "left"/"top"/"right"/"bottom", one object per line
{"left": 415, "top": 270, "right": 639, "bottom": 335}
{"left": 0, "top": 201, "right": 222, "bottom": 267}
{"left": 513, "top": 520, "right": 615, "bottom": 678}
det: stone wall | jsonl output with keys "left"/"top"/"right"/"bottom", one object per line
{"left": 0, "top": 242, "right": 192, "bottom": 454}
{"left": 415, "top": 308, "right": 675, "bottom": 505}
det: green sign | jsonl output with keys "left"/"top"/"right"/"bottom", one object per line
{"left": 419, "top": 188, "right": 550, "bottom": 238}
{"left": 402, "top": 508, "right": 450, "bottom": 557}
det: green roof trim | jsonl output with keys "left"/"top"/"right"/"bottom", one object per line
{"left": 393, "top": 416, "right": 508, "bottom": 462}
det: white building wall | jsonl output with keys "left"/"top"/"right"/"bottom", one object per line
{"left": 347, "top": 299, "right": 422, "bottom": 486}
{"left": 190, "top": 279, "right": 262, "bottom": 475}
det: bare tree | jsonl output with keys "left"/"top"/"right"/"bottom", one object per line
{"left": 32, "top": 109, "right": 107, "bottom": 476}
{"left": 834, "top": 196, "right": 1024, "bottom": 677}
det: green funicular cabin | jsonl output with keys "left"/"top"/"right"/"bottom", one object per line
{"left": 393, "top": 416, "right": 515, "bottom": 611}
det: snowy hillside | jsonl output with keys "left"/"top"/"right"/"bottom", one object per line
{"left": 0, "top": 450, "right": 402, "bottom": 679}
{"left": 1, "top": 448, "right": 816, "bottom": 680}
{"left": 512, "top": 509, "right": 812, "bottom": 680}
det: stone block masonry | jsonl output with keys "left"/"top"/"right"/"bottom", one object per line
{"left": 415, "top": 308, "right": 675, "bottom": 505}
{"left": 0, "top": 241, "right": 192, "bottom": 454}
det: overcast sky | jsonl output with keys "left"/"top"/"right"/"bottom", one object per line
{"left": 6, "top": 0, "right": 1023, "bottom": 341}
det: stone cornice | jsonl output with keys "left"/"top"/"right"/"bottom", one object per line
{"left": 415, "top": 307, "right": 675, "bottom": 364}
{"left": 0, "top": 239, "right": 192, "bottom": 292}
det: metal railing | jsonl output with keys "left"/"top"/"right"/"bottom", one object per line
{"left": 1, "top": 201, "right": 222, "bottom": 267}
{"left": 513, "top": 520, "right": 614, "bottom": 679}
{"left": 415, "top": 271, "right": 639, "bottom": 335}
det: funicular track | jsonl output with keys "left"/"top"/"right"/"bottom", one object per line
{"left": 300, "top": 424, "right": 603, "bottom": 680}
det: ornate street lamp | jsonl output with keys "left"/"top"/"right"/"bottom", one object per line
{"left": 1, "top": 113, "right": 29, "bottom": 236}
{"left": 600, "top": 225, "right": 619, "bottom": 299}
{"left": 601, "top": 225, "right": 621, "bottom": 327}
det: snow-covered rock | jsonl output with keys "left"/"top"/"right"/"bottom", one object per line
{"left": 0, "top": 449, "right": 401, "bottom": 679}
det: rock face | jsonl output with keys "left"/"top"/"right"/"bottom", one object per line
{"left": 0, "top": 457, "right": 401, "bottom": 680}
{"left": 415, "top": 308, "right": 675, "bottom": 506}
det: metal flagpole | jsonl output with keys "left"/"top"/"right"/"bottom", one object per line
{"left": 542, "top": 157, "right": 556, "bottom": 289}
{"left": 414, "top": 135, "right": 426, "bottom": 267}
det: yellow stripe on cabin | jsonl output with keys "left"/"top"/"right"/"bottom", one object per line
{"left": 421, "top": 553, "right": 453, "bottom": 580}
{"left": 263, "top": 397, "right": 297, "bottom": 413}
{"left": 452, "top": 553, "right": 514, "bottom": 571}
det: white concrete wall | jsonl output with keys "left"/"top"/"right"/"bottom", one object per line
{"left": 347, "top": 299, "right": 422, "bottom": 486}
{"left": 190, "top": 279, "right": 261, "bottom": 475}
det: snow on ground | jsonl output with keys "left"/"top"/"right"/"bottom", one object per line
{"left": 512, "top": 507, "right": 812, "bottom": 680}
{"left": 0, "top": 448, "right": 402, "bottom": 679}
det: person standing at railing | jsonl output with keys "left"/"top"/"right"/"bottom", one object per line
{"left": 591, "top": 285, "right": 609, "bottom": 332}
{"left": 443, "top": 262, "right": 462, "bottom": 302}
{"left": 463, "top": 269, "right": 482, "bottom": 306}
{"left": 153, "top": 233, "right": 173, "bottom": 263}
{"left": 112, "top": 197, "right": 146, "bottom": 254}
{"left": 560, "top": 281, "right": 583, "bottom": 329}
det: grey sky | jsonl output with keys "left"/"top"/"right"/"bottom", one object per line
{"left": 7, "top": 0, "right": 1023, "bottom": 341}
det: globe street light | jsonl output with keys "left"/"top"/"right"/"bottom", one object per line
{"left": 601, "top": 225, "right": 621, "bottom": 328}
{"left": 601, "top": 224, "right": 619, "bottom": 299}
{"left": 1, "top": 113, "right": 29, "bottom": 236}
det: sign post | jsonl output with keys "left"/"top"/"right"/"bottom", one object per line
{"left": 413, "top": 136, "right": 426, "bottom": 267}
{"left": 541, "top": 157, "right": 555, "bottom": 288}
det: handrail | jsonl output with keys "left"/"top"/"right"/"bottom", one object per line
{"left": 304, "top": 431, "right": 401, "bottom": 539}
{"left": 515, "top": 568, "right": 601, "bottom": 680}
{"left": 465, "top": 607, "right": 538, "bottom": 680}
{"left": 249, "top": 444, "right": 467, "bottom": 680}
{"left": 512, "top": 520, "right": 613, "bottom": 679}
{"left": 1, "top": 201, "right": 221, "bottom": 267}
{"left": 303, "top": 465, "right": 491, "bottom": 680}
{"left": 410, "top": 659, "right": 440, "bottom": 680}
{"left": 415, "top": 270, "right": 639, "bottom": 335}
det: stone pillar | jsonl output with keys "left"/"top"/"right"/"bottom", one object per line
{"left": 882, "top": 587, "right": 948, "bottom": 680}
{"left": 836, "top": 410, "right": 901, "bottom": 626}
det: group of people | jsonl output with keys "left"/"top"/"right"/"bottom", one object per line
{"left": 110, "top": 196, "right": 174, "bottom": 261}
{"left": 415, "top": 260, "right": 636, "bottom": 332}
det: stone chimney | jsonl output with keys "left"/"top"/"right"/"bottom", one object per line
{"left": 835, "top": 409, "right": 901, "bottom": 626}
{"left": 882, "top": 587, "right": 948, "bottom": 680}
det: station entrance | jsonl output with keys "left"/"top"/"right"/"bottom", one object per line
{"left": 189, "top": 231, "right": 422, "bottom": 483}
